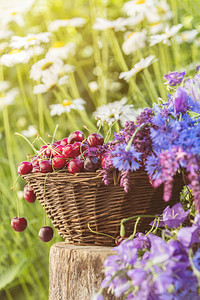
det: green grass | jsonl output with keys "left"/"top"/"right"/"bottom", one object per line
{"left": 1, "top": 0, "right": 200, "bottom": 298}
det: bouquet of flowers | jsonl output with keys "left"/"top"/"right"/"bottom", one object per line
{"left": 93, "top": 69, "right": 200, "bottom": 299}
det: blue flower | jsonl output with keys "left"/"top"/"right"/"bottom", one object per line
{"left": 111, "top": 144, "right": 141, "bottom": 172}
{"left": 164, "top": 71, "right": 185, "bottom": 86}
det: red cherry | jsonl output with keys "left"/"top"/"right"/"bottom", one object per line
{"left": 39, "top": 160, "right": 53, "bottom": 173}
{"left": 38, "top": 226, "right": 54, "bottom": 242}
{"left": 60, "top": 138, "right": 68, "bottom": 146}
{"left": 68, "top": 131, "right": 85, "bottom": 144}
{"left": 63, "top": 144, "right": 76, "bottom": 158}
{"left": 115, "top": 235, "right": 128, "bottom": 246}
{"left": 18, "top": 161, "right": 33, "bottom": 175}
{"left": 87, "top": 133, "right": 104, "bottom": 147}
{"left": 101, "top": 156, "right": 108, "bottom": 168}
{"left": 24, "top": 185, "right": 36, "bottom": 203}
{"left": 55, "top": 140, "right": 61, "bottom": 145}
{"left": 72, "top": 142, "right": 82, "bottom": 156}
{"left": 84, "top": 156, "right": 100, "bottom": 172}
{"left": 52, "top": 145, "right": 64, "bottom": 156}
{"left": 32, "top": 165, "right": 40, "bottom": 173}
{"left": 52, "top": 155, "right": 67, "bottom": 169}
{"left": 11, "top": 217, "right": 27, "bottom": 232}
{"left": 31, "top": 157, "right": 39, "bottom": 166}
{"left": 67, "top": 158, "right": 83, "bottom": 173}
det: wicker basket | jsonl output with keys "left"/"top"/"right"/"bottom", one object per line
{"left": 22, "top": 170, "right": 183, "bottom": 246}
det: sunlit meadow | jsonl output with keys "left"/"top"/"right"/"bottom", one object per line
{"left": 1, "top": 0, "right": 200, "bottom": 299}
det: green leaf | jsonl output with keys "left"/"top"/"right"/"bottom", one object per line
{"left": 0, "top": 259, "right": 27, "bottom": 291}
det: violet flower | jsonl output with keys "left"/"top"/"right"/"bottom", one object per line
{"left": 173, "top": 87, "right": 188, "bottom": 114}
{"left": 164, "top": 71, "right": 185, "bottom": 86}
{"left": 111, "top": 144, "right": 141, "bottom": 172}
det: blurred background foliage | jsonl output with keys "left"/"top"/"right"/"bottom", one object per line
{"left": 0, "top": 0, "right": 200, "bottom": 299}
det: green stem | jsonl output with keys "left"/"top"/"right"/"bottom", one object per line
{"left": 129, "top": 217, "right": 141, "bottom": 239}
{"left": 16, "top": 65, "right": 36, "bottom": 126}
{"left": 88, "top": 222, "right": 115, "bottom": 240}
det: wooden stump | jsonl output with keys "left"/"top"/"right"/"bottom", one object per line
{"left": 49, "top": 243, "right": 122, "bottom": 300}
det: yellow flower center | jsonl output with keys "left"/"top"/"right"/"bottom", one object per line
{"left": 27, "top": 37, "right": 37, "bottom": 42}
{"left": 52, "top": 41, "right": 65, "bottom": 48}
{"left": 136, "top": 0, "right": 145, "bottom": 4}
{"left": 41, "top": 62, "right": 53, "bottom": 70}
{"left": 9, "top": 49, "right": 21, "bottom": 55}
{"left": 127, "top": 32, "right": 135, "bottom": 39}
{"left": 11, "top": 12, "right": 17, "bottom": 16}
{"left": 181, "top": 33, "right": 187, "bottom": 41}
{"left": 47, "top": 84, "right": 56, "bottom": 91}
{"left": 62, "top": 100, "right": 72, "bottom": 106}
{"left": 150, "top": 22, "right": 160, "bottom": 27}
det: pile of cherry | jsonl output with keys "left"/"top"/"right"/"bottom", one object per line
{"left": 12, "top": 131, "right": 106, "bottom": 242}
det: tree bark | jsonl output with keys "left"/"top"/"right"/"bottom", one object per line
{"left": 49, "top": 243, "right": 122, "bottom": 300}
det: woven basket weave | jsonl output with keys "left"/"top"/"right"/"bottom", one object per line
{"left": 22, "top": 170, "right": 183, "bottom": 246}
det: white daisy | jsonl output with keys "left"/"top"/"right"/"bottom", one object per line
{"left": 48, "top": 18, "right": 86, "bottom": 32}
{"left": 0, "top": 80, "right": 10, "bottom": 91}
{"left": 10, "top": 32, "right": 52, "bottom": 49}
{"left": 33, "top": 73, "right": 68, "bottom": 94}
{"left": 0, "top": 26, "right": 13, "bottom": 40}
{"left": 27, "top": 46, "right": 45, "bottom": 57}
{"left": 149, "top": 24, "right": 183, "bottom": 46}
{"left": 122, "top": 31, "right": 146, "bottom": 55}
{"left": 0, "top": 49, "right": 30, "bottom": 67}
{"left": 149, "top": 22, "right": 163, "bottom": 35}
{"left": 88, "top": 81, "right": 99, "bottom": 92}
{"left": 63, "top": 64, "right": 76, "bottom": 73}
{"left": 46, "top": 42, "right": 76, "bottom": 60}
{"left": 93, "top": 97, "right": 140, "bottom": 126}
{"left": 93, "top": 16, "right": 143, "bottom": 31}
{"left": 175, "top": 30, "right": 198, "bottom": 44}
{"left": 123, "top": 0, "right": 155, "bottom": 17}
{"left": 0, "top": 0, "right": 35, "bottom": 27}
{"left": 0, "top": 88, "right": 19, "bottom": 110}
{"left": 119, "top": 55, "right": 157, "bottom": 81}
{"left": 50, "top": 98, "right": 86, "bottom": 116}
{"left": 21, "top": 125, "right": 37, "bottom": 137}
{"left": 29, "top": 57, "right": 63, "bottom": 81}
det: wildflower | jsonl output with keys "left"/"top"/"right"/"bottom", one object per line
{"left": 27, "top": 46, "right": 45, "bottom": 58}
{"left": 0, "top": 26, "right": 13, "bottom": 40}
{"left": 46, "top": 42, "right": 76, "bottom": 60}
{"left": 50, "top": 98, "right": 86, "bottom": 116}
{"left": 172, "top": 87, "right": 188, "bottom": 114}
{"left": 93, "top": 97, "right": 140, "bottom": 127}
{"left": 123, "top": 0, "right": 155, "bottom": 17}
{"left": 111, "top": 144, "right": 141, "bottom": 172}
{"left": 48, "top": 18, "right": 86, "bottom": 32}
{"left": 10, "top": 32, "right": 52, "bottom": 49}
{"left": 93, "top": 16, "right": 143, "bottom": 32}
{"left": 21, "top": 125, "right": 37, "bottom": 138}
{"left": 0, "top": 80, "right": 10, "bottom": 91}
{"left": 0, "top": 0, "right": 35, "bottom": 27}
{"left": 122, "top": 31, "right": 146, "bottom": 55}
{"left": 0, "top": 88, "right": 19, "bottom": 110}
{"left": 175, "top": 29, "right": 199, "bottom": 44}
{"left": 0, "top": 49, "right": 30, "bottom": 67}
{"left": 119, "top": 55, "right": 157, "bottom": 81}
{"left": 29, "top": 57, "right": 63, "bottom": 81}
{"left": 33, "top": 74, "right": 68, "bottom": 94}
{"left": 164, "top": 71, "right": 185, "bottom": 86}
{"left": 88, "top": 81, "right": 98, "bottom": 93}
{"left": 149, "top": 24, "right": 183, "bottom": 46}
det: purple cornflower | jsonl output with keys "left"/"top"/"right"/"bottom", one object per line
{"left": 173, "top": 87, "right": 188, "bottom": 114}
{"left": 111, "top": 144, "right": 141, "bottom": 172}
{"left": 164, "top": 71, "right": 185, "bottom": 86}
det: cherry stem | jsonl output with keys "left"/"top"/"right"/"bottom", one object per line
{"left": 15, "top": 132, "right": 38, "bottom": 154}
{"left": 87, "top": 223, "right": 115, "bottom": 240}
{"left": 51, "top": 124, "right": 59, "bottom": 144}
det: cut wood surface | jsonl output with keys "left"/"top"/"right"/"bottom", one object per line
{"left": 49, "top": 243, "right": 123, "bottom": 300}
